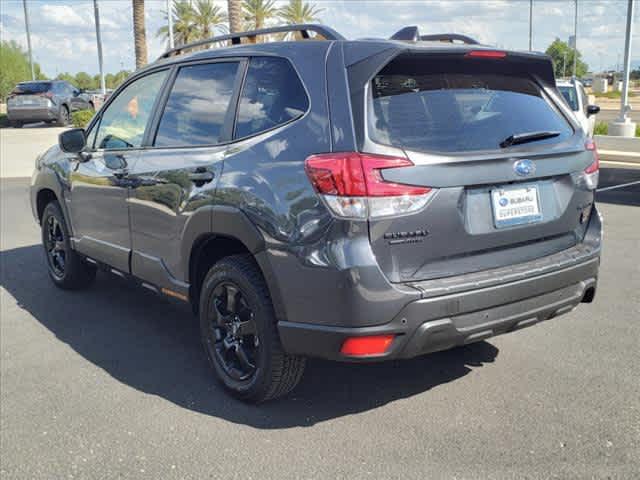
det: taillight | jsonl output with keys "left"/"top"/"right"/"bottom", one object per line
{"left": 340, "top": 335, "right": 395, "bottom": 357}
{"left": 584, "top": 139, "right": 599, "bottom": 189}
{"left": 465, "top": 50, "right": 507, "bottom": 59}
{"left": 305, "top": 152, "right": 434, "bottom": 219}
{"left": 38, "top": 92, "right": 54, "bottom": 99}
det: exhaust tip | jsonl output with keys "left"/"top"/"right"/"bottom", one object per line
{"left": 581, "top": 286, "right": 596, "bottom": 304}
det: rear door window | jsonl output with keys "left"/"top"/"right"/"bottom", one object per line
{"left": 369, "top": 71, "right": 573, "bottom": 153}
{"left": 234, "top": 57, "right": 308, "bottom": 139}
{"left": 154, "top": 61, "right": 240, "bottom": 147}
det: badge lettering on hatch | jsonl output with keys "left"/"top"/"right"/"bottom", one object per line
{"left": 384, "top": 229, "right": 429, "bottom": 245}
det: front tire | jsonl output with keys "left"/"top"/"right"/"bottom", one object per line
{"left": 10, "top": 120, "right": 22, "bottom": 128}
{"left": 199, "top": 255, "right": 306, "bottom": 403}
{"left": 41, "top": 201, "right": 96, "bottom": 289}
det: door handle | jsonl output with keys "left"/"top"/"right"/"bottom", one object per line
{"left": 188, "top": 170, "right": 215, "bottom": 185}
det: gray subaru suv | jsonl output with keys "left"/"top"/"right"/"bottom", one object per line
{"left": 7, "top": 80, "right": 93, "bottom": 128}
{"left": 30, "top": 25, "right": 602, "bottom": 402}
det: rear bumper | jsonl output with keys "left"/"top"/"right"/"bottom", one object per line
{"left": 278, "top": 209, "right": 602, "bottom": 361}
{"left": 7, "top": 107, "right": 56, "bottom": 122}
{"left": 279, "top": 257, "right": 598, "bottom": 361}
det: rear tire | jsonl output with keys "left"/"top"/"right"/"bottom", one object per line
{"left": 10, "top": 121, "right": 22, "bottom": 128}
{"left": 199, "top": 255, "right": 306, "bottom": 403}
{"left": 41, "top": 201, "right": 96, "bottom": 290}
{"left": 57, "top": 105, "right": 70, "bottom": 126}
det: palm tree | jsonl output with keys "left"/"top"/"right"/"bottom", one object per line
{"left": 242, "top": 0, "right": 278, "bottom": 31}
{"left": 132, "top": 0, "right": 148, "bottom": 69}
{"left": 193, "top": 0, "right": 228, "bottom": 38}
{"left": 227, "top": 0, "right": 243, "bottom": 34}
{"left": 279, "top": 0, "right": 322, "bottom": 25}
{"left": 156, "top": 1, "right": 197, "bottom": 47}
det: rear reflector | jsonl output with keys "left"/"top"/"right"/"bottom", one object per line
{"left": 465, "top": 50, "right": 507, "bottom": 59}
{"left": 305, "top": 152, "right": 434, "bottom": 219}
{"left": 340, "top": 335, "right": 395, "bottom": 357}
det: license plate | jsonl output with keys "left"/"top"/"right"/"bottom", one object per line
{"left": 491, "top": 185, "right": 542, "bottom": 228}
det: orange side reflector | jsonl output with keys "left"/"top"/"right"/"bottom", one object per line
{"left": 340, "top": 335, "right": 395, "bottom": 356}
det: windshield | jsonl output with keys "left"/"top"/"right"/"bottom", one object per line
{"left": 368, "top": 72, "right": 573, "bottom": 153}
{"left": 558, "top": 86, "right": 579, "bottom": 111}
{"left": 13, "top": 82, "right": 52, "bottom": 94}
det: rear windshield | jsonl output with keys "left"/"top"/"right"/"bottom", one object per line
{"left": 368, "top": 70, "right": 573, "bottom": 153}
{"left": 558, "top": 86, "right": 579, "bottom": 111}
{"left": 13, "top": 82, "right": 52, "bottom": 94}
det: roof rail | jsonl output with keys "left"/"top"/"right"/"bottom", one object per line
{"left": 420, "top": 33, "right": 479, "bottom": 45}
{"left": 158, "top": 24, "right": 345, "bottom": 59}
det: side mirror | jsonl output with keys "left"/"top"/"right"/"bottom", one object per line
{"left": 587, "top": 105, "right": 600, "bottom": 117}
{"left": 59, "top": 128, "right": 87, "bottom": 154}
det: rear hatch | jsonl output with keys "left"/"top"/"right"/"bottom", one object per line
{"left": 9, "top": 82, "right": 52, "bottom": 107}
{"left": 351, "top": 48, "right": 598, "bottom": 283}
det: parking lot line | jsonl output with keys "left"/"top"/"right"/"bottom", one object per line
{"left": 597, "top": 180, "right": 640, "bottom": 192}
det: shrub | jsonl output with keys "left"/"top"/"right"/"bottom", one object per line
{"left": 0, "top": 113, "right": 8, "bottom": 128}
{"left": 71, "top": 109, "right": 94, "bottom": 128}
{"left": 636, "top": 124, "right": 640, "bottom": 137}
{"left": 594, "top": 121, "right": 608, "bottom": 136}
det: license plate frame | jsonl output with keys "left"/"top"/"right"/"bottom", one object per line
{"left": 491, "top": 184, "right": 542, "bottom": 228}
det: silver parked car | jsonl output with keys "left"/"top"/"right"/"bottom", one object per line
{"left": 6, "top": 80, "right": 94, "bottom": 128}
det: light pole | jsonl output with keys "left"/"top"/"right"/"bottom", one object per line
{"left": 609, "top": 0, "right": 636, "bottom": 137}
{"left": 167, "top": 0, "right": 175, "bottom": 48}
{"left": 572, "top": 0, "right": 578, "bottom": 78}
{"left": 93, "top": 0, "right": 106, "bottom": 96}
{"left": 22, "top": 0, "right": 35, "bottom": 80}
{"left": 528, "top": 0, "right": 533, "bottom": 51}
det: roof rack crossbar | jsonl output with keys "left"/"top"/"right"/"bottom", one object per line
{"left": 158, "top": 24, "right": 345, "bottom": 59}
{"left": 419, "top": 33, "right": 479, "bottom": 45}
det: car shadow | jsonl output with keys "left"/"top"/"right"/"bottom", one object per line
{"left": 1, "top": 244, "right": 499, "bottom": 429}
{"left": 596, "top": 167, "right": 640, "bottom": 206}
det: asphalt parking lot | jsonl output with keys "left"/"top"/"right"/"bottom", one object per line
{"left": 1, "top": 139, "right": 639, "bottom": 477}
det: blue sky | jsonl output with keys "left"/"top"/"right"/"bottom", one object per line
{"left": 0, "top": 0, "right": 637, "bottom": 77}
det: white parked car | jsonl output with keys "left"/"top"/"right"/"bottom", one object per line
{"left": 557, "top": 80, "right": 600, "bottom": 137}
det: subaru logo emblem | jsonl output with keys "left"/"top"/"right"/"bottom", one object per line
{"left": 499, "top": 197, "right": 508, "bottom": 207}
{"left": 514, "top": 159, "right": 535, "bottom": 177}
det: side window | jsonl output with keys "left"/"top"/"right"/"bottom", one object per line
{"left": 235, "top": 57, "right": 308, "bottom": 139}
{"left": 95, "top": 70, "right": 167, "bottom": 150}
{"left": 154, "top": 62, "right": 239, "bottom": 147}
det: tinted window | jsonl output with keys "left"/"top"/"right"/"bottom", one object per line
{"left": 235, "top": 57, "right": 308, "bottom": 139}
{"left": 369, "top": 72, "right": 573, "bottom": 153}
{"left": 155, "top": 62, "right": 239, "bottom": 147}
{"left": 559, "top": 86, "right": 579, "bottom": 111}
{"left": 95, "top": 70, "right": 167, "bottom": 150}
{"left": 13, "top": 82, "right": 52, "bottom": 94}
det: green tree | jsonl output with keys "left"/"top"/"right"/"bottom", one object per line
{"left": 545, "top": 38, "right": 588, "bottom": 79}
{"left": 74, "top": 72, "right": 95, "bottom": 90}
{"left": 243, "top": 0, "right": 278, "bottom": 31}
{"left": 0, "top": 40, "right": 47, "bottom": 101}
{"left": 56, "top": 72, "right": 76, "bottom": 84}
{"left": 193, "top": 0, "right": 227, "bottom": 38}
{"left": 157, "top": 0, "right": 198, "bottom": 47}
{"left": 278, "top": 0, "right": 322, "bottom": 24}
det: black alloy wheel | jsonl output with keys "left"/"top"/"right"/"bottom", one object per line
{"left": 44, "top": 214, "right": 66, "bottom": 279}
{"left": 209, "top": 282, "right": 259, "bottom": 381}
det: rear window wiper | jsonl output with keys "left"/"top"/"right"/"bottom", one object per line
{"left": 499, "top": 131, "right": 561, "bottom": 148}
